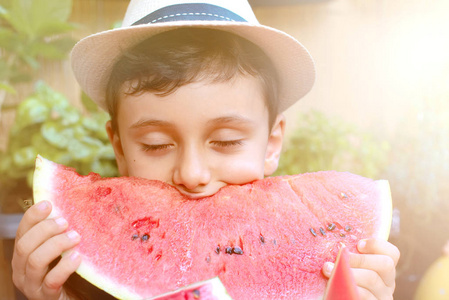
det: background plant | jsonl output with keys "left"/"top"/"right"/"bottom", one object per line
{"left": 381, "top": 97, "right": 449, "bottom": 298}
{"left": 0, "top": 82, "right": 118, "bottom": 214}
{"left": 0, "top": 0, "right": 75, "bottom": 96}
{"left": 0, "top": 82, "right": 118, "bottom": 186}
{"left": 274, "top": 110, "right": 390, "bottom": 178}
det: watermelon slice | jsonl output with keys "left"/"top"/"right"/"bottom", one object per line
{"left": 33, "top": 155, "right": 392, "bottom": 299}
{"left": 324, "top": 246, "right": 360, "bottom": 300}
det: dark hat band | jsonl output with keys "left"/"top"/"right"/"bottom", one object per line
{"left": 132, "top": 3, "right": 248, "bottom": 25}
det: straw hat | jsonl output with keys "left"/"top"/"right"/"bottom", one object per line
{"left": 71, "top": 0, "right": 316, "bottom": 112}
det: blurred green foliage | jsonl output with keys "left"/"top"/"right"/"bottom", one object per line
{"left": 274, "top": 110, "right": 390, "bottom": 178}
{"left": 381, "top": 98, "right": 449, "bottom": 298}
{"left": 0, "top": 0, "right": 76, "bottom": 95}
{"left": 383, "top": 99, "right": 449, "bottom": 220}
{"left": 0, "top": 82, "right": 118, "bottom": 187}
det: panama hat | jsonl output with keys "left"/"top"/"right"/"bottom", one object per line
{"left": 71, "top": 0, "right": 316, "bottom": 112}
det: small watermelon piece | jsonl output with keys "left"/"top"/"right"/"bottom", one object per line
{"left": 149, "top": 277, "right": 231, "bottom": 300}
{"left": 33, "top": 155, "right": 392, "bottom": 300}
{"left": 324, "top": 246, "right": 360, "bottom": 300}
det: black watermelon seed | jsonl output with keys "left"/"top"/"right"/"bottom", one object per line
{"left": 310, "top": 228, "right": 317, "bottom": 237}
{"left": 340, "top": 233, "right": 346, "bottom": 238}
{"left": 193, "top": 289, "right": 200, "bottom": 298}
{"left": 131, "top": 234, "right": 139, "bottom": 240}
{"left": 319, "top": 227, "right": 326, "bottom": 236}
{"left": 225, "top": 247, "right": 233, "bottom": 254}
{"left": 232, "top": 247, "right": 244, "bottom": 255}
{"left": 141, "top": 234, "right": 149, "bottom": 241}
{"left": 344, "top": 225, "right": 352, "bottom": 232}
{"left": 260, "top": 234, "right": 265, "bottom": 244}
{"left": 215, "top": 246, "right": 220, "bottom": 254}
{"left": 327, "top": 223, "right": 336, "bottom": 231}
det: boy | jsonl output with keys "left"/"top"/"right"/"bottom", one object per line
{"left": 11, "top": 0, "right": 400, "bottom": 299}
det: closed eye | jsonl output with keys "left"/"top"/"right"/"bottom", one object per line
{"left": 141, "top": 144, "right": 173, "bottom": 152}
{"left": 210, "top": 140, "right": 244, "bottom": 147}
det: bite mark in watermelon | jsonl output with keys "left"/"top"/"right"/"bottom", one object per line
{"left": 33, "top": 155, "right": 392, "bottom": 299}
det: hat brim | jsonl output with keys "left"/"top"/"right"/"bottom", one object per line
{"left": 71, "top": 21, "right": 315, "bottom": 112}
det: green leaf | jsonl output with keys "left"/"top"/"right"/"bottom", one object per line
{"left": 0, "top": 4, "right": 7, "bottom": 16}
{"left": 9, "top": 124, "right": 41, "bottom": 149}
{"left": 22, "top": 54, "right": 40, "bottom": 70}
{"left": 0, "top": 155, "right": 12, "bottom": 175}
{"left": 90, "top": 159, "right": 118, "bottom": 177}
{"left": 67, "top": 136, "right": 103, "bottom": 163}
{"left": 81, "top": 92, "right": 99, "bottom": 113}
{"left": 12, "top": 146, "right": 37, "bottom": 168}
{"left": 8, "top": 0, "right": 73, "bottom": 38}
{"left": 13, "top": 96, "right": 50, "bottom": 131}
{"left": 0, "top": 82, "right": 17, "bottom": 94}
{"left": 41, "top": 121, "right": 74, "bottom": 149}
{"left": 59, "top": 106, "right": 80, "bottom": 126}
{"left": 0, "top": 27, "right": 16, "bottom": 49}
{"left": 35, "top": 21, "right": 76, "bottom": 37}
{"left": 98, "top": 145, "right": 115, "bottom": 160}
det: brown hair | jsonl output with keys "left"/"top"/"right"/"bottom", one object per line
{"left": 106, "top": 28, "right": 279, "bottom": 131}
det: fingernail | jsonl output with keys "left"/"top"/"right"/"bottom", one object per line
{"left": 70, "top": 251, "right": 80, "bottom": 261}
{"left": 358, "top": 239, "right": 367, "bottom": 249}
{"left": 55, "top": 217, "right": 68, "bottom": 227}
{"left": 67, "top": 230, "right": 80, "bottom": 241}
{"left": 36, "top": 201, "right": 49, "bottom": 211}
{"left": 325, "top": 262, "right": 334, "bottom": 274}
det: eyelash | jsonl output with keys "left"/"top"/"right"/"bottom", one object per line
{"left": 211, "top": 140, "right": 244, "bottom": 147}
{"left": 141, "top": 144, "right": 173, "bottom": 152}
{"left": 140, "top": 140, "right": 243, "bottom": 152}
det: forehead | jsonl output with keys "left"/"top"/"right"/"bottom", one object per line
{"left": 117, "top": 75, "right": 269, "bottom": 130}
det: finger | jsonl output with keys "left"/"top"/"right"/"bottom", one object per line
{"left": 321, "top": 263, "right": 390, "bottom": 300}
{"left": 357, "top": 286, "right": 378, "bottom": 300}
{"left": 12, "top": 216, "right": 69, "bottom": 292}
{"left": 352, "top": 268, "right": 394, "bottom": 300}
{"left": 349, "top": 252, "right": 396, "bottom": 288}
{"left": 25, "top": 230, "right": 81, "bottom": 293}
{"left": 358, "top": 238, "right": 400, "bottom": 266}
{"left": 41, "top": 250, "right": 82, "bottom": 298}
{"left": 15, "top": 201, "right": 52, "bottom": 240}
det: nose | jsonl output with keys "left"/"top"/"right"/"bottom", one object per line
{"left": 172, "top": 145, "right": 211, "bottom": 192}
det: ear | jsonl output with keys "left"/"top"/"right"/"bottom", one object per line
{"left": 264, "top": 114, "right": 286, "bottom": 176}
{"left": 106, "top": 120, "right": 129, "bottom": 176}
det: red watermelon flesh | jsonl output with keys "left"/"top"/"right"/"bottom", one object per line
{"left": 33, "top": 155, "right": 392, "bottom": 300}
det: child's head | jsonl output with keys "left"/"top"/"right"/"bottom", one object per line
{"left": 106, "top": 28, "right": 280, "bottom": 132}
{"left": 70, "top": 0, "right": 316, "bottom": 197}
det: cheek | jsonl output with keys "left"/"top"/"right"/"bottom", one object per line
{"left": 219, "top": 153, "right": 266, "bottom": 185}
{"left": 120, "top": 142, "right": 171, "bottom": 181}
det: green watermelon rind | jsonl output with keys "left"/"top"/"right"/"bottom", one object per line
{"left": 370, "top": 180, "right": 392, "bottom": 240}
{"left": 33, "top": 155, "right": 142, "bottom": 300}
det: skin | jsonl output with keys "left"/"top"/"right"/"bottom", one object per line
{"left": 12, "top": 75, "right": 399, "bottom": 300}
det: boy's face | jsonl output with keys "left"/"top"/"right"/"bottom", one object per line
{"left": 106, "top": 75, "right": 285, "bottom": 198}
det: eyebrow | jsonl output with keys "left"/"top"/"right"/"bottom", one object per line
{"left": 130, "top": 119, "right": 173, "bottom": 129}
{"left": 130, "top": 115, "right": 255, "bottom": 130}
{"left": 206, "top": 115, "right": 255, "bottom": 127}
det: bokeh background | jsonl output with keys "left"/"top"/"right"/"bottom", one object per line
{"left": 1, "top": 0, "right": 448, "bottom": 299}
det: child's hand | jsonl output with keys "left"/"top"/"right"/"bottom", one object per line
{"left": 11, "top": 200, "right": 82, "bottom": 300}
{"left": 322, "top": 238, "right": 400, "bottom": 299}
